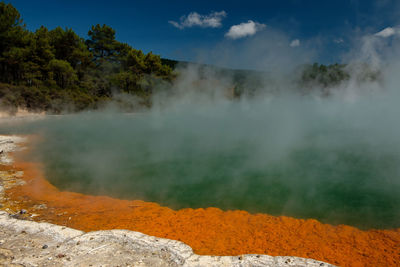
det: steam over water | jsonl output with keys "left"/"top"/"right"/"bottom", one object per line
{"left": 2, "top": 84, "right": 400, "bottom": 230}
{"left": 3, "top": 32, "right": 400, "bottom": 230}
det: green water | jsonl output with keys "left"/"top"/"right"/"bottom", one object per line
{"left": 2, "top": 110, "right": 400, "bottom": 230}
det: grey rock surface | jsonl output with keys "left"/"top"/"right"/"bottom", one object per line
{"left": 0, "top": 211, "right": 335, "bottom": 267}
{"left": 0, "top": 135, "right": 26, "bottom": 165}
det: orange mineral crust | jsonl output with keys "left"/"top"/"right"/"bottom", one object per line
{"left": 4, "top": 160, "right": 400, "bottom": 267}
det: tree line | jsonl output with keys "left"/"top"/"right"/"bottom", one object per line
{"left": 0, "top": 2, "right": 381, "bottom": 113}
{"left": 0, "top": 2, "right": 172, "bottom": 113}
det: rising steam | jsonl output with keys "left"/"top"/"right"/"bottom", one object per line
{"left": 1, "top": 29, "right": 400, "bottom": 230}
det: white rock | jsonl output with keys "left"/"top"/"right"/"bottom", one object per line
{"left": 0, "top": 211, "right": 335, "bottom": 267}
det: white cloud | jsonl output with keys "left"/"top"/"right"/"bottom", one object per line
{"left": 169, "top": 11, "right": 227, "bottom": 29}
{"left": 334, "top": 38, "right": 344, "bottom": 44}
{"left": 225, "top": 20, "right": 266, "bottom": 39}
{"left": 375, "top": 27, "right": 396, "bottom": 38}
{"left": 290, "top": 39, "right": 300, "bottom": 47}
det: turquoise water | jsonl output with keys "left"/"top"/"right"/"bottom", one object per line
{"left": 40, "top": 138, "right": 399, "bottom": 229}
{"left": 2, "top": 106, "right": 400, "bottom": 230}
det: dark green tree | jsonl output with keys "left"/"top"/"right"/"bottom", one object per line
{"left": 0, "top": 2, "right": 173, "bottom": 113}
{"left": 49, "top": 59, "right": 78, "bottom": 88}
{"left": 86, "top": 24, "right": 117, "bottom": 62}
{"left": 144, "top": 52, "right": 171, "bottom": 77}
{"left": 24, "top": 26, "right": 55, "bottom": 83}
{"left": 0, "top": 2, "right": 25, "bottom": 52}
{"left": 49, "top": 27, "right": 92, "bottom": 69}
{"left": 0, "top": 2, "right": 30, "bottom": 83}
{"left": 49, "top": 27, "right": 93, "bottom": 81}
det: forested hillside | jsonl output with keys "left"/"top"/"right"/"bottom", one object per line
{"left": 0, "top": 2, "right": 380, "bottom": 114}
{"left": 0, "top": 2, "right": 172, "bottom": 113}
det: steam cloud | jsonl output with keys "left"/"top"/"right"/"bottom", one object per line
{"left": 1, "top": 27, "right": 400, "bottom": 230}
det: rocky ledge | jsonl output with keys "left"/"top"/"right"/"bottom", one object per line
{"left": 0, "top": 211, "right": 334, "bottom": 267}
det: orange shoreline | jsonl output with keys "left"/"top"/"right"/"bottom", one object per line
{"left": 2, "top": 149, "right": 400, "bottom": 267}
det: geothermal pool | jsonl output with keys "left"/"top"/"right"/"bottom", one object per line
{"left": 2, "top": 98, "right": 400, "bottom": 230}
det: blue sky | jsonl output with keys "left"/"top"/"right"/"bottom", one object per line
{"left": 6, "top": 0, "right": 400, "bottom": 68}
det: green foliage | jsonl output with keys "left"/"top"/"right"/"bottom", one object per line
{"left": 49, "top": 59, "right": 78, "bottom": 88}
{"left": 296, "top": 63, "right": 352, "bottom": 95}
{"left": 0, "top": 2, "right": 30, "bottom": 84}
{"left": 0, "top": 2, "right": 25, "bottom": 51}
{"left": 111, "top": 71, "right": 139, "bottom": 93}
{"left": 144, "top": 52, "right": 171, "bottom": 76}
{"left": 298, "top": 63, "right": 381, "bottom": 95}
{"left": 49, "top": 27, "right": 92, "bottom": 71}
{"left": 28, "top": 26, "right": 55, "bottom": 81}
{"left": 86, "top": 24, "right": 118, "bottom": 62}
{"left": 0, "top": 2, "right": 173, "bottom": 113}
{"left": 301, "top": 63, "right": 350, "bottom": 88}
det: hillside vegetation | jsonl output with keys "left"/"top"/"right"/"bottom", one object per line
{"left": 0, "top": 2, "right": 172, "bottom": 113}
{"left": 0, "top": 2, "right": 381, "bottom": 113}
